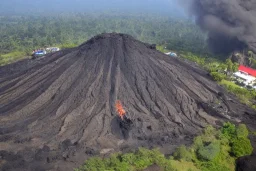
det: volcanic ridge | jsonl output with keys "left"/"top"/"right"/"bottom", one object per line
{"left": 0, "top": 33, "right": 255, "bottom": 171}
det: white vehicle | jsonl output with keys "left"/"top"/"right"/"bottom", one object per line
{"left": 46, "top": 47, "right": 60, "bottom": 53}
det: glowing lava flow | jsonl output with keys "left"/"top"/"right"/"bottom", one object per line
{"left": 115, "top": 100, "right": 126, "bottom": 120}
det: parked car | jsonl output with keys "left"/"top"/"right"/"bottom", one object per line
{"left": 32, "top": 50, "right": 47, "bottom": 59}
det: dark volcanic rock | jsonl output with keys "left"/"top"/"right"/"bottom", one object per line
{"left": 0, "top": 33, "right": 255, "bottom": 170}
{"left": 236, "top": 154, "right": 256, "bottom": 171}
{"left": 143, "top": 164, "right": 162, "bottom": 171}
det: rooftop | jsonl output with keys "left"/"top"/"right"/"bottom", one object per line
{"left": 239, "top": 65, "right": 256, "bottom": 77}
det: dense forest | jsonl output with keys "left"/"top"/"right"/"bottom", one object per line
{"left": 0, "top": 13, "right": 207, "bottom": 65}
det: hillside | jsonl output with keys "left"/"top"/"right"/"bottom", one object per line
{"left": 0, "top": 33, "right": 255, "bottom": 171}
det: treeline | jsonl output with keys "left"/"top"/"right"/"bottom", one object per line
{"left": 0, "top": 13, "right": 207, "bottom": 56}
{"left": 75, "top": 123, "right": 253, "bottom": 171}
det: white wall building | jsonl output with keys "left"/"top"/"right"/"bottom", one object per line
{"left": 233, "top": 71, "right": 256, "bottom": 86}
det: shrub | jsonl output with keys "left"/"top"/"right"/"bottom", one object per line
{"left": 149, "top": 149, "right": 168, "bottom": 167}
{"left": 210, "top": 72, "right": 226, "bottom": 82}
{"left": 203, "top": 125, "right": 216, "bottom": 135}
{"left": 252, "top": 105, "right": 256, "bottom": 110}
{"left": 202, "top": 125, "right": 217, "bottom": 142}
{"left": 133, "top": 148, "right": 154, "bottom": 170}
{"left": 60, "top": 43, "right": 77, "bottom": 49}
{"left": 236, "top": 124, "right": 249, "bottom": 138}
{"left": 173, "top": 145, "right": 192, "bottom": 161}
{"left": 231, "top": 137, "right": 253, "bottom": 157}
{"left": 193, "top": 136, "right": 203, "bottom": 150}
{"left": 76, "top": 157, "right": 107, "bottom": 171}
{"left": 121, "top": 153, "right": 136, "bottom": 164}
{"left": 197, "top": 142, "right": 220, "bottom": 161}
{"left": 200, "top": 161, "right": 230, "bottom": 171}
{"left": 106, "top": 154, "right": 131, "bottom": 171}
{"left": 208, "top": 66, "right": 218, "bottom": 73}
{"left": 221, "top": 122, "right": 236, "bottom": 141}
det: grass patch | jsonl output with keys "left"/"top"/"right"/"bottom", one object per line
{"left": 0, "top": 51, "right": 28, "bottom": 66}
{"left": 170, "top": 160, "right": 200, "bottom": 171}
{"left": 156, "top": 45, "right": 169, "bottom": 53}
{"left": 219, "top": 80, "right": 256, "bottom": 106}
{"left": 219, "top": 80, "right": 241, "bottom": 88}
{"left": 59, "top": 43, "right": 78, "bottom": 49}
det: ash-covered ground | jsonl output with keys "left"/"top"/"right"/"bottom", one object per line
{"left": 0, "top": 33, "right": 255, "bottom": 171}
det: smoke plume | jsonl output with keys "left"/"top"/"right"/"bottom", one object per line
{"left": 182, "top": 0, "right": 256, "bottom": 54}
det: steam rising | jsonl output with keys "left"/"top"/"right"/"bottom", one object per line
{"left": 182, "top": 0, "right": 256, "bottom": 54}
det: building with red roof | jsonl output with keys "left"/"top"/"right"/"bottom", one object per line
{"left": 238, "top": 65, "right": 256, "bottom": 77}
{"left": 233, "top": 65, "right": 256, "bottom": 87}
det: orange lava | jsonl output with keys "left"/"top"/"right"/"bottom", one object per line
{"left": 115, "top": 100, "right": 126, "bottom": 120}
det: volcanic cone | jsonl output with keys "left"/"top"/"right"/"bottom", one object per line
{"left": 0, "top": 33, "right": 255, "bottom": 170}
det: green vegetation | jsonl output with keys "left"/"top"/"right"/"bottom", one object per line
{"left": 75, "top": 123, "right": 253, "bottom": 171}
{"left": 0, "top": 13, "right": 206, "bottom": 66}
{"left": 236, "top": 124, "right": 249, "bottom": 138}
{"left": 221, "top": 123, "right": 253, "bottom": 158}
{"left": 221, "top": 122, "right": 236, "bottom": 141}
{"left": 210, "top": 72, "right": 226, "bottom": 82}
{"left": 232, "top": 138, "right": 253, "bottom": 157}
{"left": 173, "top": 145, "right": 192, "bottom": 162}
{"left": 0, "top": 51, "right": 28, "bottom": 66}
{"left": 177, "top": 52, "right": 256, "bottom": 109}
{"left": 75, "top": 148, "right": 174, "bottom": 171}
{"left": 197, "top": 142, "right": 220, "bottom": 161}
{"left": 178, "top": 52, "right": 239, "bottom": 75}
{"left": 219, "top": 80, "right": 256, "bottom": 108}
{"left": 156, "top": 45, "right": 169, "bottom": 53}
